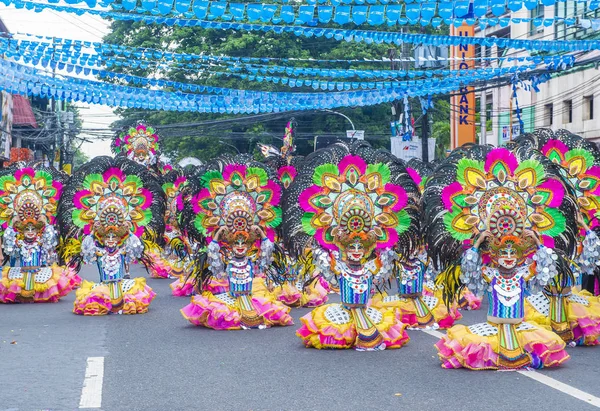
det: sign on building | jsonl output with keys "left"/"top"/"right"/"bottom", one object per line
{"left": 450, "top": 23, "right": 476, "bottom": 148}
{"left": 0, "top": 92, "right": 13, "bottom": 160}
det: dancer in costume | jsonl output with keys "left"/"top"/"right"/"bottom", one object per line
{"left": 0, "top": 163, "right": 80, "bottom": 303}
{"left": 180, "top": 155, "right": 293, "bottom": 329}
{"left": 256, "top": 120, "right": 330, "bottom": 307}
{"left": 143, "top": 168, "right": 194, "bottom": 281}
{"left": 515, "top": 129, "right": 600, "bottom": 345}
{"left": 427, "top": 144, "right": 576, "bottom": 369}
{"left": 59, "top": 156, "right": 165, "bottom": 315}
{"left": 372, "top": 158, "right": 462, "bottom": 329}
{"left": 284, "top": 141, "right": 420, "bottom": 350}
{"left": 112, "top": 121, "right": 164, "bottom": 176}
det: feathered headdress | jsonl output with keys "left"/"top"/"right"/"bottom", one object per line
{"left": 283, "top": 140, "right": 420, "bottom": 259}
{"left": 258, "top": 119, "right": 302, "bottom": 191}
{"left": 185, "top": 154, "right": 282, "bottom": 246}
{"left": 425, "top": 143, "right": 578, "bottom": 272}
{"left": 58, "top": 156, "right": 166, "bottom": 263}
{"left": 0, "top": 162, "right": 63, "bottom": 235}
{"left": 406, "top": 158, "right": 435, "bottom": 195}
{"left": 161, "top": 168, "right": 188, "bottom": 230}
{"left": 112, "top": 122, "right": 160, "bottom": 168}
{"left": 517, "top": 128, "right": 600, "bottom": 232}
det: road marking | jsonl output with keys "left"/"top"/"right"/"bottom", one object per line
{"left": 420, "top": 329, "right": 600, "bottom": 408}
{"left": 517, "top": 370, "right": 600, "bottom": 408}
{"left": 79, "top": 357, "right": 104, "bottom": 409}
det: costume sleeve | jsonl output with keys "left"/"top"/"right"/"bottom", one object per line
{"left": 259, "top": 237, "right": 274, "bottom": 272}
{"left": 81, "top": 235, "right": 98, "bottom": 264}
{"left": 125, "top": 235, "right": 144, "bottom": 262}
{"left": 372, "top": 249, "right": 397, "bottom": 283}
{"left": 528, "top": 245, "right": 558, "bottom": 294}
{"left": 578, "top": 231, "right": 600, "bottom": 276}
{"left": 313, "top": 246, "right": 337, "bottom": 283}
{"left": 2, "top": 226, "right": 18, "bottom": 257}
{"left": 207, "top": 240, "right": 225, "bottom": 278}
{"left": 41, "top": 225, "right": 59, "bottom": 265}
{"left": 460, "top": 247, "right": 487, "bottom": 296}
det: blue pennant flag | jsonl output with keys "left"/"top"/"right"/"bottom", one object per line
{"left": 334, "top": 5, "right": 350, "bottom": 24}
{"left": 352, "top": 5, "right": 368, "bottom": 25}
{"left": 318, "top": 6, "right": 333, "bottom": 23}
{"left": 367, "top": 5, "right": 384, "bottom": 25}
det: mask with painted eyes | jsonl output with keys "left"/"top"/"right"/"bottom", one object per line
{"left": 232, "top": 237, "right": 249, "bottom": 257}
{"left": 23, "top": 223, "right": 39, "bottom": 240}
{"left": 345, "top": 240, "right": 366, "bottom": 263}
{"left": 497, "top": 245, "right": 518, "bottom": 269}
{"left": 105, "top": 232, "right": 118, "bottom": 249}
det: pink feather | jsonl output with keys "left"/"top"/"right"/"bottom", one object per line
{"left": 298, "top": 185, "right": 324, "bottom": 213}
{"left": 52, "top": 180, "right": 63, "bottom": 199}
{"left": 337, "top": 155, "right": 367, "bottom": 175}
{"left": 103, "top": 167, "right": 125, "bottom": 183}
{"left": 314, "top": 228, "right": 336, "bottom": 251}
{"left": 441, "top": 182, "right": 463, "bottom": 211}
{"left": 585, "top": 166, "right": 600, "bottom": 195}
{"left": 377, "top": 228, "right": 398, "bottom": 249}
{"left": 263, "top": 180, "right": 282, "bottom": 206}
{"left": 385, "top": 183, "right": 408, "bottom": 211}
{"left": 541, "top": 139, "right": 568, "bottom": 159}
{"left": 222, "top": 164, "right": 247, "bottom": 182}
{"left": 406, "top": 167, "right": 422, "bottom": 187}
{"left": 192, "top": 188, "right": 211, "bottom": 214}
{"left": 138, "top": 188, "right": 153, "bottom": 209}
{"left": 484, "top": 148, "right": 518, "bottom": 174}
{"left": 277, "top": 165, "right": 297, "bottom": 181}
{"left": 174, "top": 176, "right": 187, "bottom": 189}
{"left": 14, "top": 167, "right": 35, "bottom": 182}
{"left": 537, "top": 178, "right": 564, "bottom": 207}
{"left": 73, "top": 190, "right": 92, "bottom": 210}
{"left": 541, "top": 235, "right": 555, "bottom": 248}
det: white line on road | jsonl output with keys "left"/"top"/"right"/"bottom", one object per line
{"left": 420, "top": 328, "right": 600, "bottom": 408}
{"left": 79, "top": 356, "right": 104, "bottom": 409}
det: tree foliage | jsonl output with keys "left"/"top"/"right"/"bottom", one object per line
{"left": 103, "top": 20, "right": 451, "bottom": 161}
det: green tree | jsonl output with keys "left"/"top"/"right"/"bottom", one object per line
{"left": 103, "top": 17, "right": 450, "bottom": 161}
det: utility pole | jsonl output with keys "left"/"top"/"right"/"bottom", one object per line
{"left": 421, "top": 111, "right": 429, "bottom": 163}
{"left": 388, "top": 48, "right": 401, "bottom": 130}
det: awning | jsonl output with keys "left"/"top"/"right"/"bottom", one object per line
{"left": 12, "top": 94, "right": 37, "bottom": 128}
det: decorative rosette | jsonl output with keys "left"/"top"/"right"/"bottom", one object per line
{"left": 191, "top": 163, "right": 282, "bottom": 240}
{"left": 299, "top": 154, "right": 411, "bottom": 252}
{"left": 0, "top": 165, "right": 63, "bottom": 233}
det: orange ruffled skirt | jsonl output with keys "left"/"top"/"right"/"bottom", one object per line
{"left": 371, "top": 293, "right": 461, "bottom": 329}
{"left": 0, "top": 264, "right": 81, "bottom": 303}
{"left": 297, "top": 303, "right": 410, "bottom": 350}
{"left": 436, "top": 321, "right": 569, "bottom": 370}
{"left": 253, "top": 277, "right": 329, "bottom": 308}
{"left": 73, "top": 278, "right": 156, "bottom": 316}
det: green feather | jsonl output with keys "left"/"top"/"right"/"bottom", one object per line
{"left": 394, "top": 210, "right": 411, "bottom": 235}
{"left": 194, "top": 214, "right": 208, "bottom": 236}
{"left": 515, "top": 159, "right": 545, "bottom": 182}
{"left": 456, "top": 159, "right": 484, "bottom": 186}
{"left": 565, "top": 148, "right": 595, "bottom": 172}
{"left": 35, "top": 170, "right": 53, "bottom": 185}
{"left": 366, "top": 163, "right": 391, "bottom": 184}
{"left": 246, "top": 167, "right": 268, "bottom": 186}
{"left": 124, "top": 175, "right": 142, "bottom": 188}
{"left": 301, "top": 212, "right": 316, "bottom": 235}
{"left": 266, "top": 207, "right": 282, "bottom": 228}
{"left": 312, "top": 164, "right": 339, "bottom": 186}
{"left": 83, "top": 174, "right": 103, "bottom": 190}
{"left": 0, "top": 175, "right": 15, "bottom": 190}
{"left": 201, "top": 170, "right": 224, "bottom": 188}
{"left": 71, "top": 209, "right": 86, "bottom": 228}
{"left": 536, "top": 208, "right": 566, "bottom": 237}
{"left": 443, "top": 208, "right": 472, "bottom": 241}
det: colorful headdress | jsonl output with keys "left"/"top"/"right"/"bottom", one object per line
{"left": 161, "top": 168, "right": 187, "bottom": 230}
{"left": 0, "top": 163, "right": 63, "bottom": 235}
{"left": 283, "top": 140, "right": 420, "bottom": 259}
{"left": 112, "top": 122, "right": 160, "bottom": 168}
{"left": 517, "top": 129, "right": 600, "bottom": 231}
{"left": 425, "top": 143, "right": 578, "bottom": 269}
{"left": 258, "top": 119, "right": 301, "bottom": 190}
{"left": 58, "top": 156, "right": 166, "bottom": 252}
{"left": 185, "top": 154, "right": 282, "bottom": 245}
{"left": 406, "top": 158, "right": 434, "bottom": 195}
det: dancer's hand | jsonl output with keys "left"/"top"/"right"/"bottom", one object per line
{"left": 475, "top": 230, "right": 491, "bottom": 248}
{"left": 251, "top": 225, "right": 265, "bottom": 238}
{"left": 577, "top": 212, "right": 590, "bottom": 232}
{"left": 213, "top": 226, "right": 227, "bottom": 241}
{"left": 523, "top": 229, "right": 542, "bottom": 246}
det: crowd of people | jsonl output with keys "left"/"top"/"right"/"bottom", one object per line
{"left": 2, "top": 121, "right": 600, "bottom": 370}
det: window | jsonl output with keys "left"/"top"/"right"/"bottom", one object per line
{"left": 530, "top": 5, "right": 545, "bottom": 35}
{"left": 563, "top": 100, "right": 573, "bottom": 124}
{"left": 486, "top": 97, "right": 493, "bottom": 131}
{"left": 555, "top": 2, "right": 579, "bottom": 40}
{"left": 584, "top": 96, "right": 594, "bottom": 121}
{"left": 545, "top": 104, "right": 553, "bottom": 126}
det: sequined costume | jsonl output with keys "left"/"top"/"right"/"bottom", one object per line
{"left": 283, "top": 141, "right": 420, "bottom": 350}
{"left": 427, "top": 144, "right": 576, "bottom": 369}
{"left": 0, "top": 164, "right": 80, "bottom": 303}
{"left": 180, "top": 155, "right": 293, "bottom": 329}
{"left": 58, "top": 156, "right": 165, "bottom": 315}
{"left": 516, "top": 129, "right": 600, "bottom": 345}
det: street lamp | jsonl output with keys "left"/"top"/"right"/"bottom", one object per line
{"left": 321, "top": 109, "right": 355, "bottom": 131}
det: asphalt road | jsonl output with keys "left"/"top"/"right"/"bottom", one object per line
{"left": 2, "top": 264, "right": 600, "bottom": 411}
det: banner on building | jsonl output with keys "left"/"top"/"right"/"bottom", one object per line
{"left": 391, "top": 137, "right": 436, "bottom": 162}
{"left": 450, "top": 23, "right": 476, "bottom": 149}
{"left": 0, "top": 92, "right": 13, "bottom": 160}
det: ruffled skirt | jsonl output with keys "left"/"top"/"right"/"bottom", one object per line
{"left": 181, "top": 291, "right": 294, "bottom": 330}
{"left": 170, "top": 274, "right": 229, "bottom": 297}
{"left": 0, "top": 264, "right": 81, "bottom": 303}
{"left": 436, "top": 321, "right": 569, "bottom": 370}
{"left": 253, "top": 277, "right": 329, "bottom": 308}
{"left": 73, "top": 278, "right": 156, "bottom": 316}
{"left": 525, "top": 291, "right": 600, "bottom": 346}
{"left": 371, "top": 293, "right": 461, "bottom": 329}
{"left": 424, "top": 282, "right": 482, "bottom": 311}
{"left": 297, "top": 303, "right": 410, "bottom": 350}
{"left": 146, "top": 248, "right": 192, "bottom": 279}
